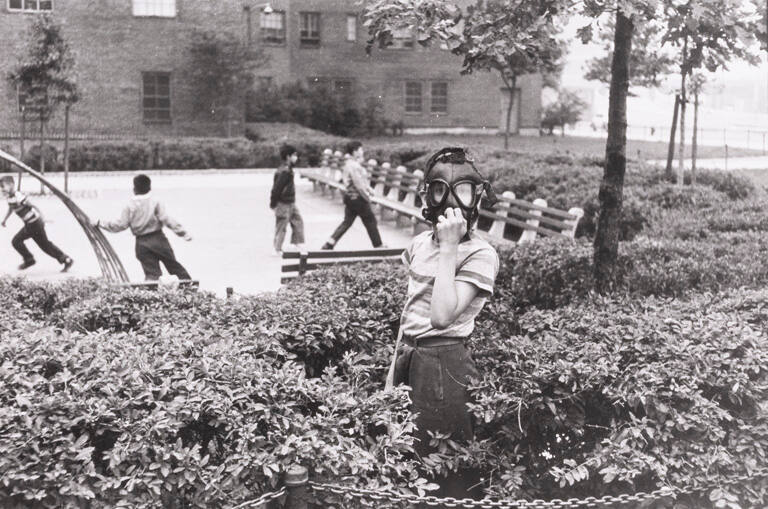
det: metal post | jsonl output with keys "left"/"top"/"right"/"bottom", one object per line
{"left": 284, "top": 465, "right": 310, "bottom": 509}
{"left": 226, "top": 287, "right": 233, "bottom": 299}
{"left": 725, "top": 144, "right": 728, "bottom": 171}
{"left": 763, "top": 132, "right": 766, "bottom": 155}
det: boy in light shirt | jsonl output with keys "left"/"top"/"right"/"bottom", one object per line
{"left": 95, "top": 174, "right": 192, "bottom": 281}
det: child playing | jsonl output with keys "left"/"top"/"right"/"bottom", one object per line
{"left": 388, "top": 147, "right": 499, "bottom": 498}
{"left": 270, "top": 144, "right": 305, "bottom": 255}
{"left": 95, "top": 174, "right": 192, "bottom": 281}
{"left": 0, "top": 176, "right": 73, "bottom": 272}
{"left": 321, "top": 140, "right": 384, "bottom": 250}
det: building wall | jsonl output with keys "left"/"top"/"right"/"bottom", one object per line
{"left": 0, "top": 0, "right": 541, "bottom": 136}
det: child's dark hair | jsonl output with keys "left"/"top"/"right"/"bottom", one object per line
{"left": 424, "top": 147, "right": 475, "bottom": 179}
{"left": 133, "top": 174, "right": 151, "bottom": 195}
{"left": 345, "top": 140, "right": 363, "bottom": 156}
{"left": 0, "top": 175, "right": 14, "bottom": 187}
{"left": 280, "top": 144, "right": 297, "bottom": 160}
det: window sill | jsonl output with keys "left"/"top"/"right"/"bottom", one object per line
{"left": 261, "top": 41, "right": 287, "bottom": 46}
{"left": 132, "top": 14, "right": 177, "bottom": 18}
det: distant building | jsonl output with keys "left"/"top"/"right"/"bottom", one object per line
{"left": 0, "top": 0, "right": 542, "bottom": 138}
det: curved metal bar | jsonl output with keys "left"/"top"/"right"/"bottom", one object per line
{"left": 0, "top": 148, "right": 129, "bottom": 283}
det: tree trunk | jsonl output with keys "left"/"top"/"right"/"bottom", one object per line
{"left": 19, "top": 109, "right": 26, "bottom": 191}
{"left": 594, "top": 10, "right": 634, "bottom": 293}
{"left": 39, "top": 116, "right": 45, "bottom": 194}
{"left": 664, "top": 94, "right": 680, "bottom": 181}
{"left": 676, "top": 37, "right": 688, "bottom": 186}
{"left": 691, "top": 91, "right": 699, "bottom": 185}
{"left": 64, "top": 104, "right": 70, "bottom": 194}
{"left": 503, "top": 75, "right": 516, "bottom": 150}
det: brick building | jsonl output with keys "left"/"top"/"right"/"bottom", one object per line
{"left": 0, "top": 0, "right": 542, "bottom": 137}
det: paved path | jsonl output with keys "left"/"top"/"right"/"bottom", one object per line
{"left": 0, "top": 171, "right": 415, "bottom": 296}
{"left": 648, "top": 155, "right": 768, "bottom": 171}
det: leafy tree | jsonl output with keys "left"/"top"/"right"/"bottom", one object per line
{"left": 187, "top": 30, "right": 267, "bottom": 137}
{"left": 8, "top": 14, "right": 78, "bottom": 190}
{"left": 584, "top": 18, "right": 675, "bottom": 94}
{"left": 660, "top": 0, "right": 763, "bottom": 186}
{"left": 541, "top": 89, "right": 587, "bottom": 136}
{"left": 363, "top": 0, "right": 567, "bottom": 149}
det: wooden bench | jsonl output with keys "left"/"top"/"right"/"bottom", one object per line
{"left": 281, "top": 248, "right": 404, "bottom": 283}
{"left": 302, "top": 148, "right": 584, "bottom": 245}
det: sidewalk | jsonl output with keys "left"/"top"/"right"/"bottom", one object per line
{"left": 0, "top": 172, "right": 415, "bottom": 296}
{"left": 647, "top": 155, "right": 768, "bottom": 171}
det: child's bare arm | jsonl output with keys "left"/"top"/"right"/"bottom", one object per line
{"left": 430, "top": 208, "right": 479, "bottom": 329}
{"left": 1, "top": 207, "right": 11, "bottom": 226}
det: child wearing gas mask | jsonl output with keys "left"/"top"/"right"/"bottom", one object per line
{"left": 387, "top": 147, "right": 499, "bottom": 498}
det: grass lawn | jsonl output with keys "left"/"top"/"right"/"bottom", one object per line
{"left": 365, "top": 133, "right": 762, "bottom": 160}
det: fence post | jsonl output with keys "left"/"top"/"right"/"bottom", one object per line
{"left": 763, "top": 133, "right": 766, "bottom": 155}
{"left": 725, "top": 144, "right": 728, "bottom": 171}
{"left": 284, "top": 465, "right": 310, "bottom": 509}
{"left": 226, "top": 287, "right": 233, "bottom": 300}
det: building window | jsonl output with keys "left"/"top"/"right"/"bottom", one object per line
{"left": 431, "top": 81, "right": 448, "bottom": 113}
{"left": 261, "top": 11, "right": 286, "bottom": 44}
{"left": 405, "top": 82, "right": 422, "bottom": 113}
{"left": 8, "top": 0, "right": 52, "bottom": 11}
{"left": 132, "top": 0, "right": 176, "bottom": 17}
{"left": 389, "top": 27, "right": 414, "bottom": 49}
{"left": 299, "top": 12, "right": 321, "bottom": 47}
{"left": 346, "top": 14, "right": 357, "bottom": 42}
{"left": 142, "top": 72, "right": 171, "bottom": 123}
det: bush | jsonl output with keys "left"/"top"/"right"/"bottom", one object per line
{"left": 3, "top": 252, "right": 768, "bottom": 506}
{"left": 23, "top": 143, "right": 60, "bottom": 172}
{"left": 69, "top": 141, "right": 154, "bottom": 172}
{"left": 247, "top": 82, "right": 392, "bottom": 138}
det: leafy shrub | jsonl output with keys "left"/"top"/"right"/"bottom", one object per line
{"left": 23, "top": 143, "right": 60, "bottom": 172}
{"left": 69, "top": 141, "right": 154, "bottom": 172}
{"left": 468, "top": 289, "right": 768, "bottom": 506}
{"left": 247, "top": 82, "right": 392, "bottom": 138}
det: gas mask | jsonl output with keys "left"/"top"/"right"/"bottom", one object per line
{"left": 419, "top": 147, "right": 498, "bottom": 238}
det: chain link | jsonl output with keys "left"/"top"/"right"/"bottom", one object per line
{"left": 307, "top": 466, "right": 768, "bottom": 509}
{"left": 229, "top": 486, "right": 286, "bottom": 509}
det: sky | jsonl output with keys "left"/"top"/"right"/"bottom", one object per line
{"left": 555, "top": 15, "right": 768, "bottom": 139}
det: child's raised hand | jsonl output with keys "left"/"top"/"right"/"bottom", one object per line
{"left": 436, "top": 208, "right": 466, "bottom": 247}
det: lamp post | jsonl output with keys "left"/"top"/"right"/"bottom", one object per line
{"left": 244, "top": 2, "right": 273, "bottom": 45}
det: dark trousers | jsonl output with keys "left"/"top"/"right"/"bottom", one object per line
{"left": 135, "top": 230, "right": 191, "bottom": 281}
{"left": 394, "top": 340, "right": 484, "bottom": 500}
{"left": 330, "top": 195, "right": 382, "bottom": 247}
{"left": 12, "top": 219, "right": 68, "bottom": 263}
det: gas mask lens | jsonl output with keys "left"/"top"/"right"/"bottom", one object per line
{"left": 426, "top": 179, "right": 479, "bottom": 208}
{"left": 453, "top": 182, "right": 477, "bottom": 207}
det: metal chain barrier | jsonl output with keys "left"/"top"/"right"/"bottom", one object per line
{"left": 307, "top": 466, "right": 768, "bottom": 509}
{"left": 229, "top": 486, "right": 286, "bottom": 509}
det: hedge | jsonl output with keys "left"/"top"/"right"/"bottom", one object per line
{"left": 4, "top": 218, "right": 768, "bottom": 506}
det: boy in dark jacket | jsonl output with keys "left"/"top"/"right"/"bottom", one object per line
{"left": 270, "top": 144, "right": 305, "bottom": 255}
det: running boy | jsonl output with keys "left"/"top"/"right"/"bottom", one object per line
{"left": 94, "top": 174, "right": 192, "bottom": 281}
{"left": 270, "top": 144, "right": 305, "bottom": 255}
{"left": 388, "top": 147, "right": 499, "bottom": 497}
{"left": 0, "top": 176, "right": 73, "bottom": 272}
{"left": 321, "top": 140, "right": 384, "bottom": 249}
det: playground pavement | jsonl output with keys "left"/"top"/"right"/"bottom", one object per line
{"left": 0, "top": 170, "right": 415, "bottom": 296}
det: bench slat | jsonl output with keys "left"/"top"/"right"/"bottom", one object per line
{"left": 282, "top": 257, "right": 401, "bottom": 274}
{"left": 479, "top": 208, "right": 574, "bottom": 230}
{"left": 499, "top": 198, "right": 577, "bottom": 219}
{"left": 479, "top": 211, "right": 573, "bottom": 239}
{"left": 282, "top": 248, "right": 404, "bottom": 259}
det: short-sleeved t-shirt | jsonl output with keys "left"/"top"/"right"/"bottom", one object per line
{"left": 399, "top": 230, "right": 499, "bottom": 339}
